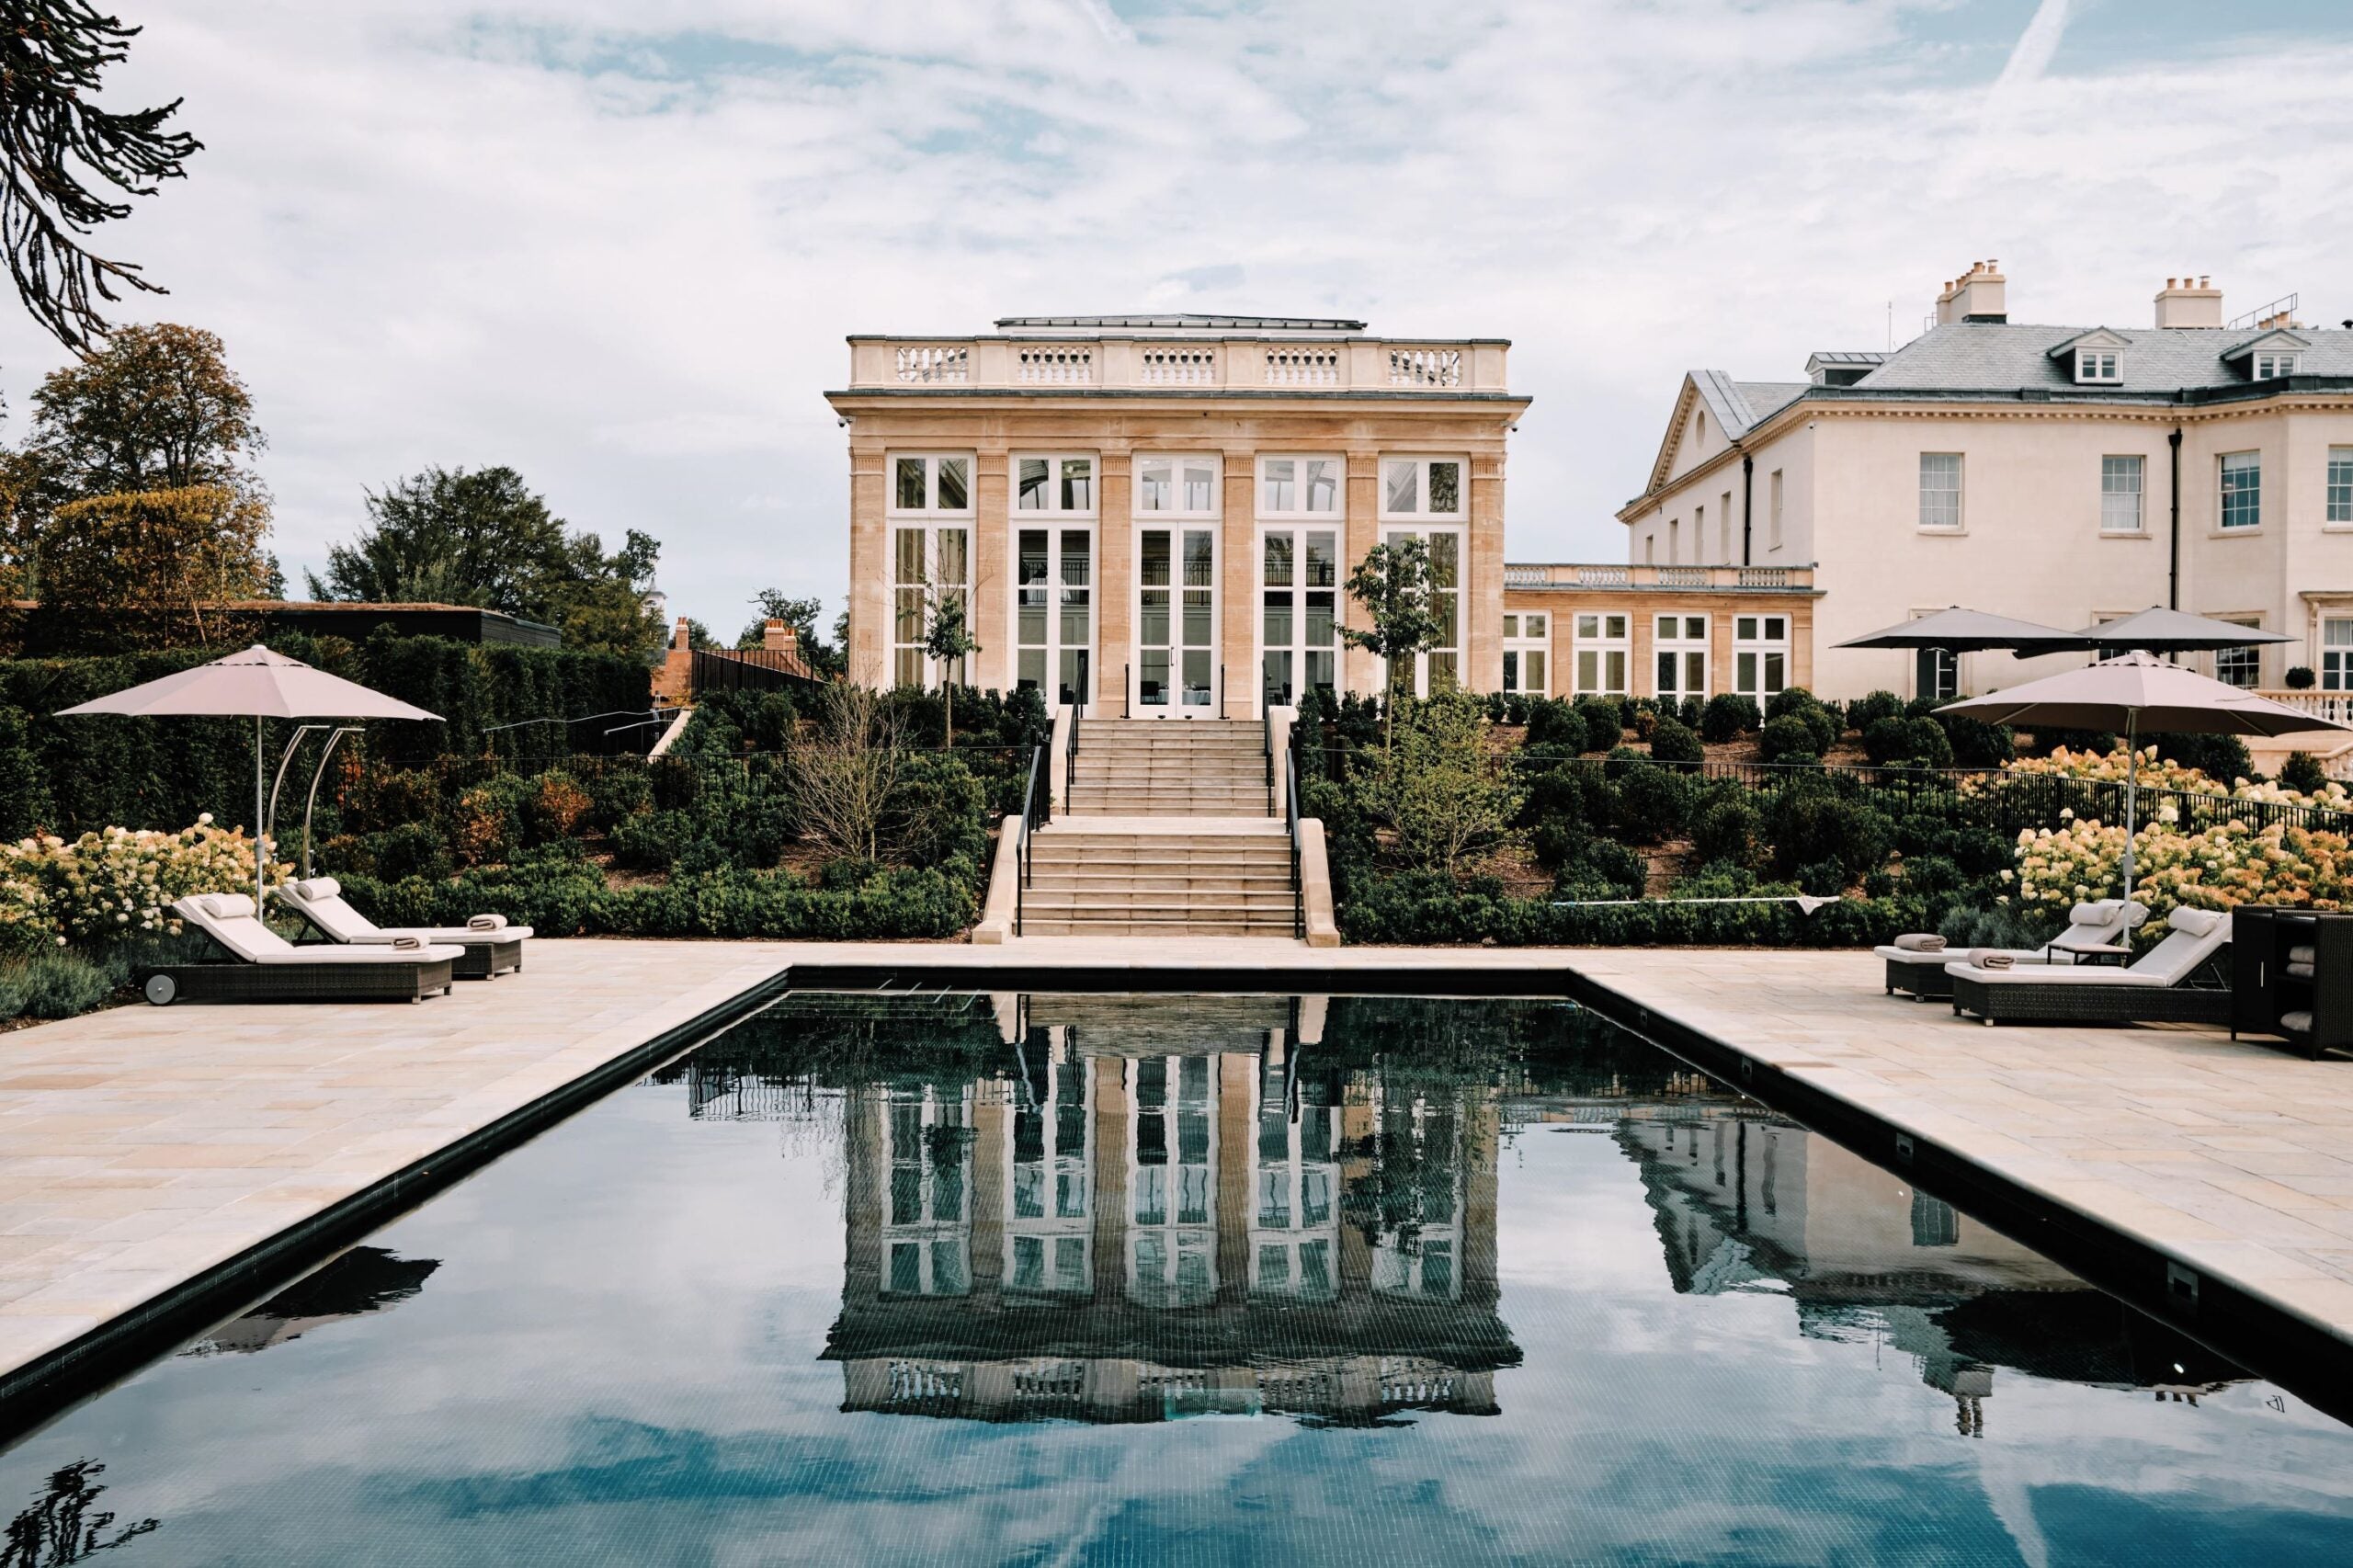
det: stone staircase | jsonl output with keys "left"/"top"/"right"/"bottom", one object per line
{"left": 1019, "top": 719, "right": 1298, "bottom": 937}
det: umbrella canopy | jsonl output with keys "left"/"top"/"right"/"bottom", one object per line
{"left": 55, "top": 644, "right": 439, "bottom": 722}
{"left": 1940, "top": 651, "right": 2339, "bottom": 736}
{"left": 1833, "top": 606, "right": 2090, "bottom": 655}
{"left": 57, "top": 645, "right": 441, "bottom": 903}
{"left": 2074, "top": 606, "right": 2293, "bottom": 653}
{"left": 1943, "top": 652, "right": 2347, "bottom": 903}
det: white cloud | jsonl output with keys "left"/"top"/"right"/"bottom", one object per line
{"left": 3, "top": 0, "right": 2349, "bottom": 630}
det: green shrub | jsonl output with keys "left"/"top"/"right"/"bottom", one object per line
{"left": 1699, "top": 693, "right": 1760, "bottom": 744}
{"left": 450, "top": 775, "right": 529, "bottom": 866}
{"left": 1613, "top": 762, "right": 1692, "bottom": 843}
{"left": 585, "top": 766, "right": 654, "bottom": 833}
{"left": 1690, "top": 798, "right": 1767, "bottom": 869}
{"left": 1863, "top": 715, "right": 1954, "bottom": 768}
{"left": 1795, "top": 858, "right": 1848, "bottom": 897}
{"left": 1757, "top": 713, "right": 1819, "bottom": 764}
{"left": 2280, "top": 751, "right": 2329, "bottom": 794}
{"left": 1766, "top": 687, "right": 1823, "bottom": 722}
{"left": 1335, "top": 870, "right": 1904, "bottom": 948}
{"left": 881, "top": 753, "right": 990, "bottom": 870}
{"left": 0, "top": 710, "right": 55, "bottom": 840}
{"left": 371, "top": 822, "right": 453, "bottom": 882}
{"left": 2286, "top": 665, "right": 2316, "bottom": 690}
{"left": 1574, "top": 697, "right": 1623, "bottom": 752}
{"left": 2154, "top": 732, "right": 2253, "bottom": 784}
{"left": 1766, "top": 782, "right": 1891, "bottom": 883}
{"left": 1648, "top": 716, "right": 1704, "bottom": 765}
{"left": 610, "top": 808, "right": 696, "bottom": 871}
{"left": 522, "top": 770, "right": 591, "bottom": 845}
{"left": 1797, "top": 704, "right": 1839, "bottom": 754}
{"left": 0, "top": 949, "right": 116, "bottom": 1019}
{"left": 1934, "top": 707, "right": 2014, "bottom": 767}
{"left": 1846, "top": 690, "right": 1903, "bottom": 733}
{"left": 1524, "top": 699, "right": 1588, "bottom": 755}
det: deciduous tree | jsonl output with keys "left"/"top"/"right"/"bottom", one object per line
{"left": 22, "top": 323, "right": 262, "bottom": 505}
{"left": 1342, "top": 538, "right": 1443, "bottom": 749}
{"left": 36, "top": 483, "right": 269, "bottom": 647}
{"left": 0, "top": 3, "right": 201, "bottom": 353}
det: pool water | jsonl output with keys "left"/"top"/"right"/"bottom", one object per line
{"left": 4, "top": 992, "right": 2349, "bottom": 1565}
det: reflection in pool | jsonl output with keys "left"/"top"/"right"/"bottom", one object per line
{"left": 3, "top": 992, "right": 2348, "bottom": 1565}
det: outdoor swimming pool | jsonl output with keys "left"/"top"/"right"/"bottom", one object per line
{"left": 2, "top": 991, "right": 2348, "bottom": 1565}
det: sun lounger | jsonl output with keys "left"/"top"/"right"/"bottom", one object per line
{"left": 141, "top": 893, "right": 460, "bottom": 1005}
{"left": 277, "top": 877, "right": 529, "bottom": 979}
{"left": 1874, "top": 900, "right": 2149, "bottom": 1000}
{"left": 1946, "top": 906, "right": 2232, "bottom": 1026}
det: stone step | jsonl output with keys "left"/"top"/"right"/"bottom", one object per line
{"left": 1017, "top": 919, "right": 1297, "bottom": 937}
{"left": 1027, "top": 876, "right": 1292, "bottom": 895}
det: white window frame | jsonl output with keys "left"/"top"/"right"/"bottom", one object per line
{"left": 888, "top": 451, "right": 976, "bottom": 518}
{"left": 2322, "top": 616, "right": 2353, "bottom": 692}
{"left": 2100, "top": 454, "right": 2145, "bottom": 534}
{"left": 2327, "top": 447, "right": 2353, "bottom": 528}
{"left": 2214, "top": 619, "right": 2264, "bottom": 688}
{"left": 1013, "top": 451, "right": 1098, "bottom": 517}
{"left": 1134, "top": 453, "right": 1221, "bottom": 518}
{"left": 1011, "top": 522, "right": 1097, "bottom": 713}
{"left": 1653, "top": 612, "right": 1710, "bottom": 701}
{"left": 1573, "top": 612, "right": 1631, "bottom": 697}
{"left": 1380, "top": 524, "right": 1464, "bottom": 696}
{"left": 1377, "top": 455, "right": 1469, "bottom": 522}
{"left": 1732, "top": 613, "right": 1789, "bottom": 701}
{"left": 891, "top": 522, "right": 972, "bottom": 690}
{"left": 1133, "top": 520, "right": 1221, "bottom": 716}
{"left": 1502, "top": 611, "right": 1551, "bottom": 697}
{"left": 1256, "top": 454, "right": 1344, "bottom": 519}
{"left": 2220, "top": 451, "right": 2262, "bottom": 531}
{"left": 2075, "top": 348, "right": 2120, "bottom": 384}
{"left": 2253, "top": 351, "right": 2301, "bottom": 380}
{"left": 1918, "top": 452, "right": 1963, "bottom": 530}
{"left": 1256, "top": 523, "right": 1342, "bottom": 713}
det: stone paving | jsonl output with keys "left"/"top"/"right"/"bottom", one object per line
{"left": 2, "top": 936, "right": 2349, "bottom": 1397}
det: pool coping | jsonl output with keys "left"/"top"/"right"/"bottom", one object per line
{"left": 5, "top": 948, "right": 2349, "bottom": 1439}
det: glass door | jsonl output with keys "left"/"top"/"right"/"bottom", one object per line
{"left": 1137, "top": 527, "right": 1217, "bottom": 716}
{"left": 1260, "top": 528, "right": 1338, "bottom": 713}
{"left": 1016, "top": 528, "right": 1094, "bottom": 713}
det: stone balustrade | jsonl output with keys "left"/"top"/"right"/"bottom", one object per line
{"left": 852, "top": 335, "right": 1509, "bottom": 392}
{"left": 1502, "top": 562, "right": 1815, "bottom": 591}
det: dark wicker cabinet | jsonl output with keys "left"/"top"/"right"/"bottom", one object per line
{"left": 2231, "top": 906, "right": 2353, "bottom": 1060}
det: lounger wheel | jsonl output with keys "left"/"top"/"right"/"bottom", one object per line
{"left": 143, "top": 973, "right": 177, "bottom": 1006}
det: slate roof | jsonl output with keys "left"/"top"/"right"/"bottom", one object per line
{"left": 1690, "top": 370, "right": 1807, "bottom": 437}
{"left": 1851, "top": 322, "right": 2353, "bottom": 395}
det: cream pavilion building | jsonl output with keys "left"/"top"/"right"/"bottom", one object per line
{"left": 828, "top": 313, "right": 1820, "bottom": 717}
{"left": 1620, "top": 261, "right": 2353, "bottom": 709}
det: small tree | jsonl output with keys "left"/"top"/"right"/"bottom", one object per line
{"left": 1341, "top": 538, "right": 1443, "bottom": 749}
{"left": 1355, "top": 690, "right": 1522, "bottom": 876}
{"left": 922, "top": 592, "right": 982, "bottom": 747}
{"left": 792, "top": 684, "right": 906, "bottom": 863}
{"left": 37, "top": 483, "right": 269, "bottom": 646}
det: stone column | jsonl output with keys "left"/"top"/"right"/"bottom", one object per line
{"left": 847, "top": 442, "right": 889, "bottom": 686}
{"left": 1222, "top": 453, "right": 1256, "bottom": 717}
{"left": 1097, "top": 448, "right": 1133, "bottom": 714}
{"left": 1216, "top": 1051, "right": 1253, "bottom": 1306}
{"left": 1093, "top": 1054, "right": 1128, "bottom": 1304}
{"left": 1465, "top": 448, "right": 1506, "bottom": 694}
{"left": 971, "top": 446, "right": 1011, "bottom": 693}
{"left": 1344, "top": 449, "right": 1381, "bottom": 696}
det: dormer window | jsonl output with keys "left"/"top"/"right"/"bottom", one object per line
{"left": 2075, "top": 349, "right": 2120, "bottom": 383}
{"left": 2254, "top": 351, "right": 2301, "bottom": 380}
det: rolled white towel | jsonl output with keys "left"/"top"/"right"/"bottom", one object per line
{"left": 2280, "top": 1010, "right": 2313, "bottom": 1035}
{"left": 1893, "top": 933, "right": 1947, "bottom": 954}
{"left": 2286, "top": 961, "right": 2314, "bottom": 981}
{"left": 2289, "top": 944, "right": 2316, "bottom": 966}
{"left": 1975, "top": 951, "right": 2016, "bottom": 971}
{"left": 391, "top": 934, "right": 424, "bottom": 950}
{"left": 467, "top": 914, "right": 507, "bottom": 933}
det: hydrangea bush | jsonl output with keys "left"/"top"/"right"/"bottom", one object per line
{"left": 2008, "top": 810, "right": 2352, "bottom": 926}
{"left": 1986, "top": 744, "right": 2353, "bottom": 811}
{"left": 0, "top": 816, "right": 282, "bottom": 951}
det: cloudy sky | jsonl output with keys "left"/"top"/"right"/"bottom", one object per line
{"left": 3, "top": 0, "right": 2349, "bottom": 635}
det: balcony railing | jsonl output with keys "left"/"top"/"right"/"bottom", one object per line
{"left": 1503, "top": 562, "right": 1816, "bottom": 591}
{"left": 850, "top": 336, "right": 1508, "bottom": 392}
{"left": 2257, "top": 689, "right": 2353, "bottom": 725}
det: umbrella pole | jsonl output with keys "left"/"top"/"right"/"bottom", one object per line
{"left": 2121, "top": 710, "right": 2139, "bottom": 906}
{"left": 255, "top": 716, "right": 267, "bottom": 908}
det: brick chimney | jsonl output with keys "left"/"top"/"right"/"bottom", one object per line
{"left": 761, "top": 618, "right": 797, "bottom": 655}
{"left": 2154, "top": 275, "right": 2222, "bottom": 329}
{"left": 672, "top": 616, "right": 692, "bottom": 652}
{"left": 1936, "top": 259, "right": 2007, "bottom": 324}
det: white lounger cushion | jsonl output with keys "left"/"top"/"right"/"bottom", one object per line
{"left": 1944, "top": 905, "right": 2227, "bottom": 988}
{"left": 1873, "top": 898, "right": 2150, "bottom": 969}
{"left": 278, "top": 878, "right": 532, "bottom": 946}
{"left": 176, "top": 893, "right": 464, "bottom": 965}
{"left": 1875, "top": 945, "right": 2058, "bottom": 965}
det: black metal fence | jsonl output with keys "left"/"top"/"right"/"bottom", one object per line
{"left": 688, "top": 648, "right": 827, "bottom": 700}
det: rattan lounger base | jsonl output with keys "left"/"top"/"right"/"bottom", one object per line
{"left": 137, "top": 959, "right": 456, "bottom": 1006}
{"left": 455, "top": 939, "right": 522, "bottom": 980}
{"left": 1885, "top": 955, "right": 1959, "bottom": 1000}
{"left": 1949, "top": 973, "right": 2232, "bottom": 1027}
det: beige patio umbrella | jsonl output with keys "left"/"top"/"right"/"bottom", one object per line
{"left": 57, "top": 645, "right": 441, "bottom": 904}
{"left": 1942, "top": 652, "right": 2348, "bottom": 903}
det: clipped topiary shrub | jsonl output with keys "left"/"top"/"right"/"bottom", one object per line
{"left": 1846, "top": 690, "right": 1904, "bottom": 733}
{"left": 1574, "top": 697, "right": 1623, "bottom": 751}
{"left": 2280, "top": 751, "right": 2329, "bottom": 794}
{"left": 1757, "top": 713, "right": 1819, "bottom": 764}
{"left": 1690, "top": 797, "right": 1766, "bottom": 869}
{"left": 1699, "top": 693, "right": 1760, "bottom": 744}
{"left": 1613, "top": 762, "right": 1694, "bottom": 842}
{"left": 1863, "top": 715, "right": 1954, "bottom": 768}
{"left": 1524, "top": 699, "right": 1588, "bottom": 756}
{"left": 1648, "top": 716, "right": 1705, "bottom": 765}
{"left": 2286, "top": 665, "right": 2316, "bottom": 690}
{"left": 610, "top": 807, "right": 696, "bottom": 871}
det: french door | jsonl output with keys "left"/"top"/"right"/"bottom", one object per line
{"left": 1136, "top": 526, "right": 1217, "bottom": 716}
{"left": 1016, "top": 527, "right": 1094, "bottom": 713}
{"left": 1259, "top": 527, "right": 1338, "bottom": 714}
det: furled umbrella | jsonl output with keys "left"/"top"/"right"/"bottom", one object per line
{"left": 2073, "top": 606, "right": 2293, "bottom": 654}
{"left": 56, "top": 645, "right": 442, "bottom": 904}
{"left": 1941, "top": 652, "right": 2347, "bottom": 903}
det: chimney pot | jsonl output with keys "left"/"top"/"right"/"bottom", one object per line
{"left": 762, "top": 618, "right": 796, "bottom": 653}
{"left": 672, "top": 616, "right": 691, "bottom": 652}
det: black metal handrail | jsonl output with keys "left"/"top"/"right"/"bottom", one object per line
{"left": 1123, "top": 662, "right": 1131, "bottom": 720}
{"left": 1015, "top": 742, "right": 1049, "bottom": 936}
{"left": 1285, "top": 741, "right": 1304, "bottom": 939}
{"left": 1219, "top": 662, "right": 1227, "bottom": 719}
{"left": 1262, "top": 702, "right": 1275, "bottom": 813}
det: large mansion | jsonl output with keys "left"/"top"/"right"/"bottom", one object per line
{"left": 828, "top": 315, "right": 1818, "bottom": 717}
{"left": 1623, "top": 263, "right": 2353, "bottom": 701}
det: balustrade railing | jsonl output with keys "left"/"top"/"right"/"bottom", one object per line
{"left": 1388, "top": 347, "right": 1463, "bottom": 387}
{"left": 1264, "top": 347, "right": 1339, "bottom": 386}
{"left": 1017, "top": 346, "right": 1093, "bottom": 384}
{"left": 849, "top": 336, "right": 1509, "bottom": 392}
{"left": 893, "top": 345, "right": 968, "bottom": 383}
{"left": 1498, "top": 562, "right": 1814, "bottom": 590}
{"left": 1140, "top": 347, "right": 1217, "bottom": 385}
